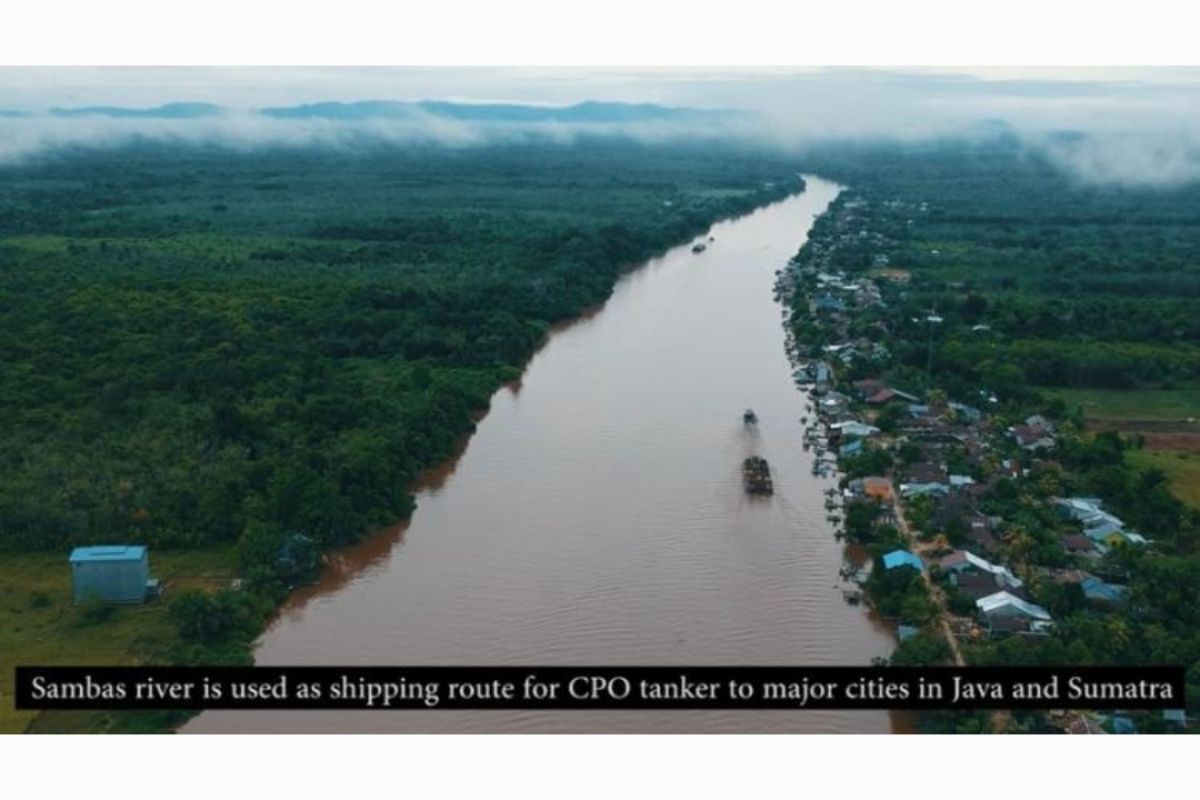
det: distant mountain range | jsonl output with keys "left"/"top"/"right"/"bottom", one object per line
{"left": 48, "top": 102, "right": 225, "bottom": 119}
{"left": 25, "top": 100, "right": 740, "bottom": 125}
{"left": 259, "top": 100, "right": 733, "bottom": 124}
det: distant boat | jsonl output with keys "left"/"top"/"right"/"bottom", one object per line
{"left": 743, "top": 408, "right": 758, "bottom": 425}
{"left": 692, "top": 243, "right": 706, "bottom": 253}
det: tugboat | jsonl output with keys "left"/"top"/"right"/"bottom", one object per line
{"left": 743, "top": 456, "right": 774, "bottom": 495}
{"left": 743, "top": 408, "right": 758, "bottom": 425}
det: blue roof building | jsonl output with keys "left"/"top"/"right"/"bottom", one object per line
{"left": 814, "top": 294, "right": 845, "bottom": 312}
{"left": 882, "top": 550, "right": 924, "bottom": 572}
{"left": 949, "top": 402, "right": 983, "bottom": 423}
{"left": 1110, "top": 715, "right": 1136, "bottom": 735}
{"left": 69, "top": 545, "right": 154, "bottom": 604}
{"left": 1081, "top": 577, "right": 1127, "bottom": 606}
{"left": 1163, "top": 709, "right": 1187, "bottom": 726}
{"left": 840, "top": 439, "right": 864, "bottom": 457}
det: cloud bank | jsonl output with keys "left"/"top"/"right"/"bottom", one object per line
{"left": 2, "top": 68, "right": 1200, "bottom": 188}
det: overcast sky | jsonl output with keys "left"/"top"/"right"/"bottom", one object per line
{"left": 2, "top": 66, "right": 1199, "bottom": 114}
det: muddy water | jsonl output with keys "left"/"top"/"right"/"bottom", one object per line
{"left": 185, "top": 175, "right": 898, "bottom": 733}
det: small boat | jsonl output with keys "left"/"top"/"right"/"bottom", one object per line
{"left": 743, "top": 408, "right": 758, "bottom": 425}
{"left": 692, "top": 243, "right": 707, "bottom": 254}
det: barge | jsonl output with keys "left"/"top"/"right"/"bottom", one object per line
{"left": 742, "top": 456, "right": 774, "bottom": 495}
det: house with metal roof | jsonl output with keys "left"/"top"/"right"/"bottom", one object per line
{"left": 1055, "top": 497, "right": 1147, "bottom": 549}
{"left": 832, "top": 420, "right": 880, "bottom": 439}
{"left": 69, "top": 545, "right": 157, "bottom": 604}
{"left": 1055, "top": 497, "right": 1107, "bottom": 522}
{"left": 899, "top": 481, "right": 950, "bottom": 499}
{"left": 862, "top": 476, "right": 895, "bottom": 502}
{"left": 839, "top": 439, "right": 864, "bottom": 457}
{"left": 882, "top": 549, "right": 924, "bottom": 572}
{"left": 976, "top": 590, "right": 1051, "bottom": 622}
{"left": 813, "top": 294, "right": 845, "bottom": 312}
{"left": 1110, "top": 715, "right": 1137, "bottom": 735}
{"left": 939, "top": 550, "right": 1023, "bottom": 589}
{"left": 948, "top": 402, "right": 983, "bottom": 423}
{"left": 1081, "top": 577, "right": 1128, "bottom": 607}
{"left": 1163, "top": 709, "right": 1188, "bottom": 727}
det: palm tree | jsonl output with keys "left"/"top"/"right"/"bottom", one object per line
{"left": 1005, "top": 524, "right": 1035, "bottom": 569}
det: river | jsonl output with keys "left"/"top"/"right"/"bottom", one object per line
{"left": 184, "top": 175, "right": 899, "bottom": 733}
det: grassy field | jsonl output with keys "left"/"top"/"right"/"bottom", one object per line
{"left": 0, "top": 547, "right": 235, "bottom": 734}
{"left": 1047, "top": 385, "right": 1200, "bottom": 421}
{"left": 1127, "top": 450, "right": 1200, "bottom": 509}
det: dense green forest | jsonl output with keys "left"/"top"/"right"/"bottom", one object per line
{"left": 0, "top": 141, "right": 802, "bottom": 573}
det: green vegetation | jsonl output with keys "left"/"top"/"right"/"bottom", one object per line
{"left": 0, "top": 548, "right": 235, "bottom": 733}
{"left": 1046, "top": 385, "right": 1200, "bottom": 422}
{"left": 864, "top": 564, "right": 937, "bottom": 626}
{"left": 1128, "top": 450, "right": 1200, "bottom": 508}
{"left": 0, "top": 140, "right": 804, "bottom": 731}
{"left": 792, "top": 136, "right": 1200, "bottom": 732}
{"left": 803, "top": 136, "right": 1200, "bottom": 397}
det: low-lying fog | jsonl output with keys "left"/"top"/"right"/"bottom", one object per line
{"left": 2, "top": 67, "right": 1199, "bottom": 188}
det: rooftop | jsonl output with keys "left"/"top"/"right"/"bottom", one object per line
{"left": 883, "top": 550, "right": 924, "bottom": 571}
{"left": 69, "top": 545, "right": 147, "bottom": 563}
{"left": 976, "top": 590, "right": 1051, "bottom": 621}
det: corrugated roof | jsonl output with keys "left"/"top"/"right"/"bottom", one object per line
{"left": 1082, "top": 577, "right": 1127, "bottom": 604}
{"left": 976, "top": 591, "right": 1051, "bottom": 621}
{"left": 882, "top": 550, "right": 924, "bottom": 571}
{"left": 69, "top": 545, "right": 146, "bottom": 563}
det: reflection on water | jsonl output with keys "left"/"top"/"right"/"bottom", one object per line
{"left": 186, "top": 176, "right": 901, "bottom": 733}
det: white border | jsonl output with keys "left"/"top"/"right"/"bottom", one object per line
{"left": 5, "top": 734, "right": 1193, "bottom": 798}
{"left": 2, "top": 1, "right": 1197, "bottom": 796}
{"left": 3, "top": 1, "right": 1199, "bottom": 66}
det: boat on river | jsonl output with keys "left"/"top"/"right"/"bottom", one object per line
{"left": 743, "top": 456, "right": 774, "bottom": 495}
{"left": 692, "top": 243, "right": 707, "bottom": 253}
{"left": 743, "top": 408, "right": 758, "bottom": 425}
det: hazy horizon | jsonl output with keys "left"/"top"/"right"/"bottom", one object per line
{"left": 3, "top": 66, "right": 1200, "bottom": 188}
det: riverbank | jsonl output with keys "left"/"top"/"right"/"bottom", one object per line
{"left": 185, "top": 176, "right": 895, "bottom": 734}
{"left": 776, "top": 174, "right": 1198, "bottom": 734}
{"left": 5, "top": 157, "right": 809, "bottom": 734}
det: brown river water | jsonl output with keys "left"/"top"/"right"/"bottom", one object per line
{"left": 184, "top": 175, "right": 901, "bottom": 733}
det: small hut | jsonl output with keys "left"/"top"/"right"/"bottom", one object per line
{"left": 69, "top": 545, "right": 156, "bottom": 604}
